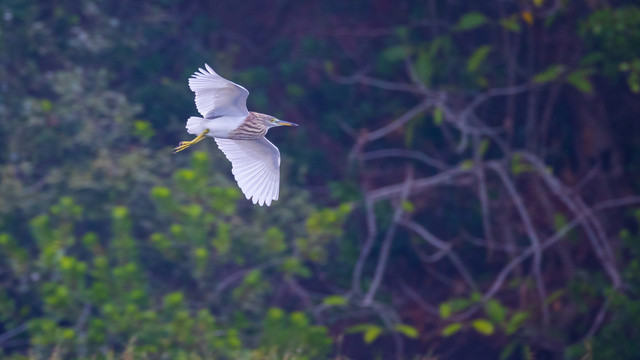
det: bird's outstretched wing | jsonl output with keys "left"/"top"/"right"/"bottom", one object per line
{"left": 189, "top": 64, "right": 250, "bottom": 118}
{"left": 214, "top": 137, "right": 280, "bottom": 206}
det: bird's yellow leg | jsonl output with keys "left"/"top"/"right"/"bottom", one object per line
{"left": 173, "top": 129, "right": 210, "bottom": 153}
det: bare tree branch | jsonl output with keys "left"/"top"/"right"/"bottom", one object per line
{"left": 489, "top": 162, "right": 549, "bottom": 323}
{"left": 367, "top": 100, "right": 435, "bottom": 142}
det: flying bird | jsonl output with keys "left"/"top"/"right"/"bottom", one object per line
{"left": 174, "top": 64, "right": 298, "bottom": 206}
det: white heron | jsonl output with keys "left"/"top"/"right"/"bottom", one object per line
{"left": 174, "top": 64, "right": 298, "bottom": 206}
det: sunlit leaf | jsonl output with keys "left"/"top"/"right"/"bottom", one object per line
{"left": 322, "top": 295, "right": 347, "bottom": 307}
{"left": 472, "top": 318, "right": 495, "bottom": 335}
{"left": 401, "top": 201, "right": 415, "bottom": 213}
{"left": 442, "top": 323, "right": 462, "bottom": 337}
{"left": 439, "top": 303, "right": 452, "bottom": 319}
{"left": 364, "top": 326, "right": 383, "bottom": 344}
{"left": 394, "top": 324, "right": 419, "bottom": 338}
{"left": 347, "top": 323, "right": 384, "bottom": 344}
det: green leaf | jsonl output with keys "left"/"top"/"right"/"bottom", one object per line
{"left": 471, "top": 318, "right": 495, "bottom": 335}
{"left": 415, "top": 50, "right": 432, "bottom": 86}
{"left": 460, "top": 159, "right": 474, "bottom": 170}
{"left": 439, "top": 303, "right": 452, "bottom": 319}
{"left": 467, "top": 45, "right": 492, "bottom": 73}
{"left": 364, "top": 325, "right": 384, "bottom": 344}
{"left": 553, "top": 213, "right": 567, "bottom": 231}
{"left": 41, "top": 99, "right": 52, "bottom": 112}
{"left": 346, "top": 323, "right": 374, "bottom": 333}
{"left": 567, "top": 69, "right": 593, "bottom": 94}
{"left": 322, "top": 295, "right": 347, "bottom": 307}
{"left": 433, "top": 107, "right": 443, "bottom": 126}
{"left": 394, "top": 324, "right": 419, "bottom": 338}
{"left": 505, "top": 311, "right": 529, "bottom": 335}
{"left": 479, "top": 139, "right": 490, "bottom": 156}
{"left": 485, "top": 300, "right": 506, "bottom": 323}
{"left": 533, "top": 65, "right": 565, "bottom": 83}
{"left": 382, "top": 45, "right": 410, "bottom": 62}
{"left": 442, "top": 323, "right": 462, "bottom": 337}
{"left": 439, "top": 298, "right": 470, "bottom": 319}
{"left": 628, "top": 71, "right": 640, "bottom": 93}
{"left": 449, "top": 298, "right": 471, "bottom": 312}
{"left": 500, "top": 17, "right": 521, "bottom": 32}
{"left": 544, "top": 289, "right": 565, "bottom": 306}
{"left": 455, "top": 12, "right": 488, "bottom": 31}
{"left": 500, "top": 340, "right": 520, "bottom": 360}
{"left": 401, "top": 201, "right": 415, "bottom": 213}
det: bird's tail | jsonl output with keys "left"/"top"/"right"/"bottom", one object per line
{"left": 186, "top": 117, "right": 208, "bottom": 135}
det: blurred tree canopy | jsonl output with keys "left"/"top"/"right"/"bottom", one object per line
{"left": 1, "top": 0, "right": 640, "bottom": 359}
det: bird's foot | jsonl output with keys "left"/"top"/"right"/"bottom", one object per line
{"left": 173, "top": 141, "right": 192, "bottom": 153}
{"left": 173, "top": 129, "right": 210, "bottom": 154}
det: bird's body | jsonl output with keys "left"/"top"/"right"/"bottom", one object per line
{"left": 175, "top": 64, "right": 298, "bottom": 206}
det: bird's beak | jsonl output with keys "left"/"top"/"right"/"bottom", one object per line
{"left": 277, "top": 120, "right": 299, "bottom": 127}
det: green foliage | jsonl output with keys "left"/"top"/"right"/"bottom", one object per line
{"left": 260, "top": 308, "right": 332, "bottom": 358}
{"left": 455, "top": 12, "right": 488, "bottom": 32}
{"left": 467, "top": 45, "right": 492, "bottom": 73}
{"left": 1, "top": 1, "right": 639, "bottom": 359}
{"left": 586, "top": 223, "right": 640, "bottom": 359}
{"left": 533, "top": 64, "right": 565, "bottom": 83}
{"left": 346, "top": 323, "right": 384, "bottom": 344}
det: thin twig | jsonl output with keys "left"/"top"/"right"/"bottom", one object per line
{"left": 351, "top": 197, "right": 378, "bottom": 295}
{"left": 400, "top": 219, "right": 478, "bottom": 292}
{"left": 363, "top": 169, "right": 413, "bottom": 306}
{"left": 368, "top": 164, "right": 477, "bottom": 202}
{"left": 482, "top": 194, "right": 640, "bottom": 303}
{"left": 362, "top": 149, "right": 449, "bottom": 170}
{"left": 518, "top": 151, "right": 622, "bottom": 288}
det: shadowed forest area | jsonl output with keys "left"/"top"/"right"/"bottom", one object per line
{"left": 1, "top": 0, "right": 640, "bottom": 359}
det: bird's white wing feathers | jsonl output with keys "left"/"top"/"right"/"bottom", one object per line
{"left": 214, "top": 137, "right": 280, "bottom": 206}
{"left": 189, "top": 64, "right": 249, "bottom": 118}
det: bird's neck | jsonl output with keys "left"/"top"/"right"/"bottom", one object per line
{"left": 229, "top": 112, "right": 268, "bottom": 140}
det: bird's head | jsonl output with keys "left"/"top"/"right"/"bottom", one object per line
{"left": 255, "top": 113, "right": 298, "bottom": 128}
{"left": 266, "top": 117, "right": 298, "bottom": 128}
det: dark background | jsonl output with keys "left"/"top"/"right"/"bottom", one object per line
{"left": 1, "top": 0, "right": 640, "bottom": 359}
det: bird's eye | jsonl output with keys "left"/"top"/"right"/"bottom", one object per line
{"left": 270, "top": 119, "right": 276, "bottom": 122}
